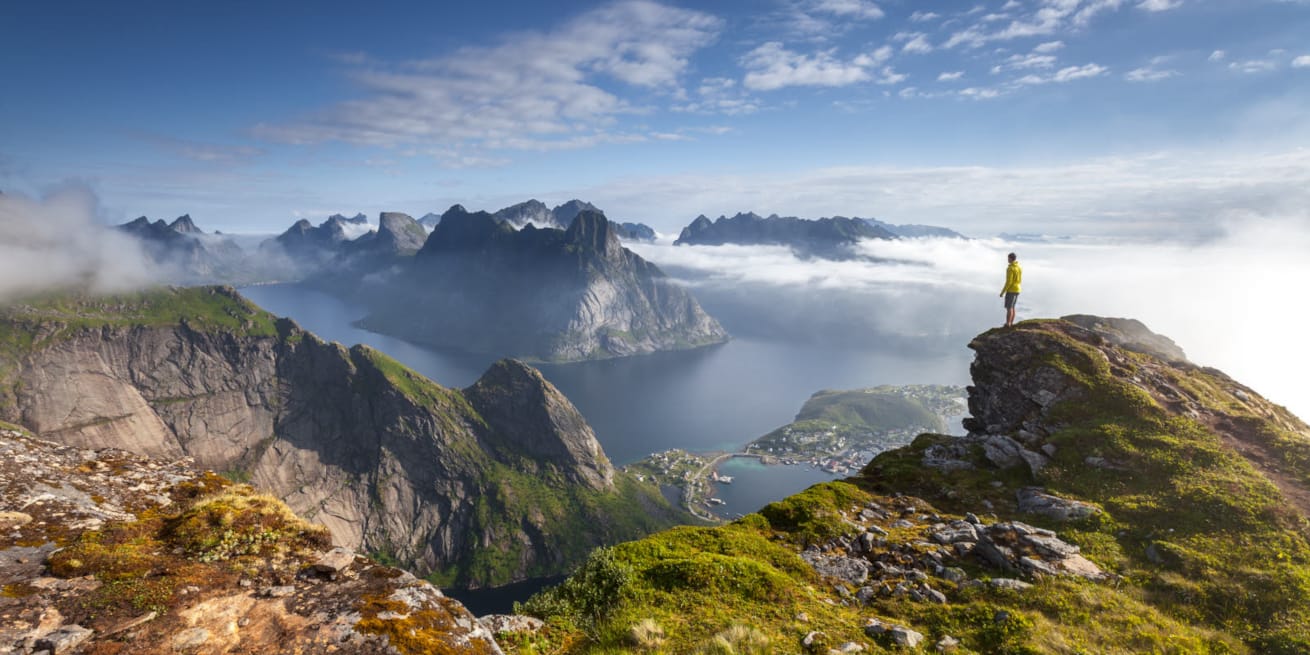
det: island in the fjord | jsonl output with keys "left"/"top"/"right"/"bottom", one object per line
{"left": 355, "top": 205, "right": 727, "bottom": 362}
{"left": 516, "top": 316, "right": 1310, "bottom": 654}
{"left": 0, "top": 286, "right": 687, "bottom": 591}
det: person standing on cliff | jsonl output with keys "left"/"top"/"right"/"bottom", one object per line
{"left": 1000, "top": 252, "right": 1022, "bottom": 327}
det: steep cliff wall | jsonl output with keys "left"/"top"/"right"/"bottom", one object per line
{"left": 0, "top": 286, "right": 681, "bottom": 588}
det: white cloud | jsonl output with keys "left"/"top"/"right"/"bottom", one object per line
{"left": 909, "top": 11, "right": 941, "bottom": 22}
{"left": 809, "top": 0, "right": 884, "bottom": 19}
{"left": 1208, "top": 49, "right": 1226, "bottom": 62}
{"left": 991, "top": 53, "right": 1058, "bottom": 74}
{"left": 1137, "top": 0, "right": 1182, "bottom": 10}
{"left": 1033, "top": 40, "right": 1065, "bottom": 53}
{"left": 1015, "top": 62, "right": 1108, "bottom": 84}
{"left": 960, "top": 86, "right": 1003, "bottom": 99}
{"left": 253, "top": 1, "right": 721, "bottom": 154}
{"left": 0, "top": 188, "right": 156, "bottom": 301}
{"left": 742, "top": 42, "right": 897, "bottom": 90}
{"left": 1292, "top": 55, "right": 1310, "bottom": 68}
{"left": 897, "top": 32, "right": 934, "bottom": 54}
{"left": 1125, "top": 66, "right": 1178, "bottom": 81}
{"left": 945, "top": 0, "right": 1127, "bottom": 49}
{"left": 938, "top": 71, "right": 965, "bottom": 81}
{"left": 674, "top": 77, "right": 760, "bottom": 115}
{"left": 1229, "top": 58, "right": 1278, "bottom": 74}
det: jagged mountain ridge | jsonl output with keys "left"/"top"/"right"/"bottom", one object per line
{"left": 358, "top": 206, "right": 727, "bottom": 361}
{"left": 115, "top": 214, "right": 248, "bottom": 283}
{"left": 0, "top": 286, "right": 684, "bottom": 588}
{"left": 514, "top": 316, "right": 1310, "bottom": 653}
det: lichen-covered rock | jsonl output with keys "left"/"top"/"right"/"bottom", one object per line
{"left": 0, "top": 426, "right": 504, "bottom": 655}
{"left": 1016, "top": 487, "right": 1100, "bottom": 522}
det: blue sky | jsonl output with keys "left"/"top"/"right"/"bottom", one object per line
{"left": 2, "top": 0, "right": 1309, "bottom": 235}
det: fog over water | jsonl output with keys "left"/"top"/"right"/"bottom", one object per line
{"left": 628, "top": 217, "right": 1310, "bottom": 422}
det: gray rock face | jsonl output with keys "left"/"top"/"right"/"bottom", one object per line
{"left": 0, "top": 288, "right": 675, "bottom": 588}
{"left": 463, "top": 360, "right": 614, "bottom": 490}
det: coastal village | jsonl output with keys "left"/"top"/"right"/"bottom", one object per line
{"left": 623, "top": 385, "right": 967, "bottom": 520}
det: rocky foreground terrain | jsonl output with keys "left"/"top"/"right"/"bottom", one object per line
{"left": 0, "top": 425, "right": 505, "bottom": 655}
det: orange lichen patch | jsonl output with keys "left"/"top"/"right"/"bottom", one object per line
{"left": 355, "top": 591, "right": 500, "bottom": 655}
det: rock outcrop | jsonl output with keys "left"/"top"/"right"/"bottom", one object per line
{"left": 0, "top": 425, "right": 503, "bottom": 655}
{"left": 519, "top": 315, "right": 1310, "bottom": 652}
{"left": 0, "top": 287, "right": 682, "bottom": 589}
{"left": 359, "top": 207, "right": 727, "bottom": 361}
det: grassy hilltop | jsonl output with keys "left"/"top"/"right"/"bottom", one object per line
{"left": 507, "top": 318, "right": 1310, "bottom": 654}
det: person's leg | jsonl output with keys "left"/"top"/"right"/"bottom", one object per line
{"left": 1006, "top": 305, "right": 1016, "bottom": 327}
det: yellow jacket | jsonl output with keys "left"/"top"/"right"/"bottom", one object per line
{"left": 1002, "top": 261, "right": 1022, "bottom": 294}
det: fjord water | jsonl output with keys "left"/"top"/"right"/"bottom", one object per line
{"left": 241, "top": 284, "right": 971, "bottom": 466}
{"left": 243, "top": 283, "right": 971, "bottom": 611}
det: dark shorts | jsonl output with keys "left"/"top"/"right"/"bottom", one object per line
{"left": 1004, "top": 292, "right": 1019, "bottom": 309}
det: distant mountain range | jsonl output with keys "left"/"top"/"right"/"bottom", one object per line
{"left": 115, "top": 214, "right": 250, "bottom": 282}
{"left": 114, "top": 202, "right": 714, "bottom": 362}
{"left": 674, "top": 211, "right": 965, "bottom": 258}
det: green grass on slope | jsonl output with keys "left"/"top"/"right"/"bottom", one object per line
{"left": 514, "top": 482, "right": 1239, "bottom": 654}
{"left": 795, "top": 388, "right": 945, "bottom": 432}
{"left": 858, "top": 322, "right": 1310, "bottom": 653}
{"left": 0, "top": 286, "right": 278, "bottom": 337}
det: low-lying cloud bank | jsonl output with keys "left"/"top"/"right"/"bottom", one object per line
{"left": 572, "top": 148, "right": 1310, "bottom": 238}
{"left": 0, "top": 189, "right": 155, "bottom": 302}
{"left": 630, "top": 212, "right": 1310, "bottom": 421}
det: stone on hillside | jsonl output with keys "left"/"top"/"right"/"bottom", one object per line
{"left": 931, "top": 521, "right": 980, "bottom": 544}
{"left": 170, "top": 627, "right": 211, "bottom": 651}
{"left": 36, "top": 625, "right": 94, "bottom": 654}
{"left": 891, "top": 626, "right": 925, "bottom": 648}
{"left": 990, "top": 578, "right": 1033, "bottom": 591}
{"left": 311, "top": 547, "right": 356, "bottom": 578}
{"left": 479, "top": 614, "right": 545, "bottom": 635}
{"left": 833, "top": 642, "right": 866, "bottom": 653}
{"left": 802, "top": 552, "right": 870, "bottom": 585}
{"left": 936, "top": 635, "right": 961, "bottom": 652}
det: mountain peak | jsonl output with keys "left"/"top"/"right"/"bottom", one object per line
{"left": 169, "top": 214, "right": 202, "bottom": 234}
{"left": 464, "top": 359, "right": 615, "bottom": 490}
{"left": 376, "top": 212, "right": 427, "bottom": 255}
{"left": 552, "top": 199, "right": 601, "bottom": 227}
{"left": 563, "top": 209, "right": 619, "bottom": 256}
